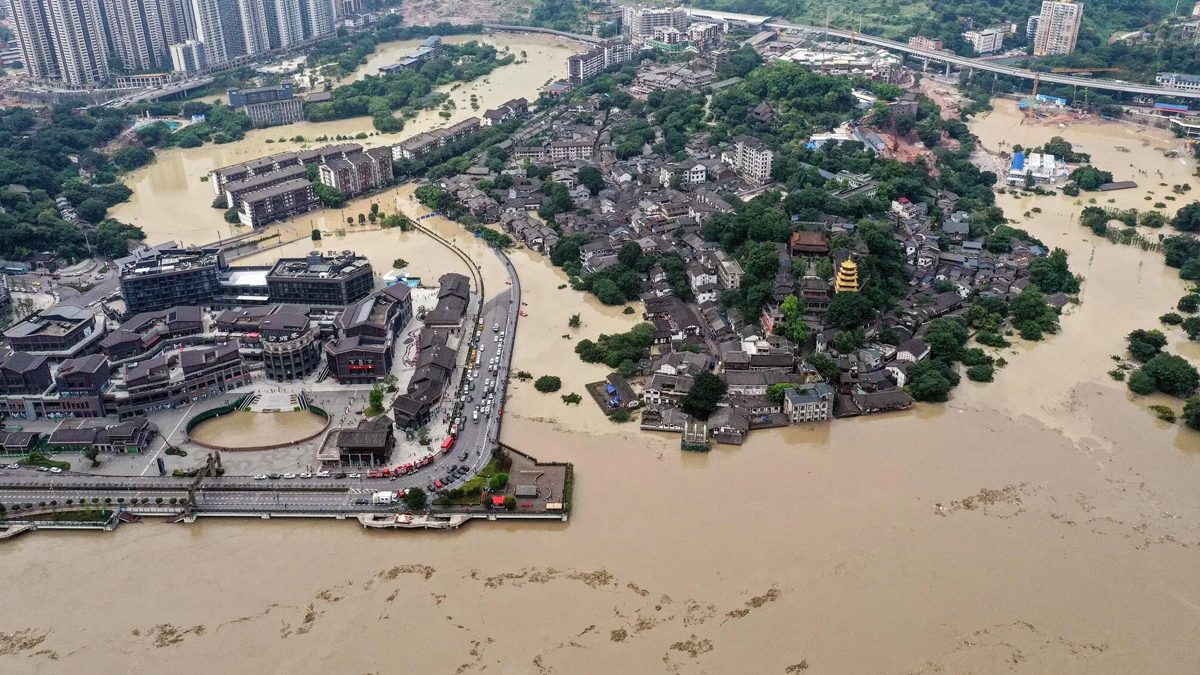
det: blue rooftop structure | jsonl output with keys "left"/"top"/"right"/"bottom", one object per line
{"left": 1011, "top": 152, "right": 1025, "bottom": 171}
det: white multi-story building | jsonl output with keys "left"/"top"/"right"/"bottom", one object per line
{"left": 103, "top": 0, "right": 194, "bottom": 72}
{"left": 907, "top": 35, "right": 943, "bottom": 51}
{"left": 1157, "top": 72, "right": 1200, "bottom": 92}
{"left": 1025, "top": 15, "right": 1040, "bottom": 42}
{"left": 566, "top": 40, "right": 634, "bottom": 84}
{"left": 45, "top": 0, "right": 110, "bottom": 86}
{"left": 730, "top": 135, "right": 774, "bottom": 185}
{"left": 1033, "top": 0, "right": 1083, "bottom": 56}
{"left": 236, "top": 0, "right": 271, "bottom": 56}
{"left": 622, "top": 5, "right": 687, "bottom": 44}
{"left": 12, "top": 0, "right": 110, "bottom": 86}
{"left": 10, "top": 0, "right": 60, "bottom": 81}
{"left": 170, "top": 39, "right": 208, "bottom": 71}
{"left": 963, "top": 28, "right": 1003, "bottom": 55}
{"left": 191, "top": 0, "right": 243, "bottom": 65}
{"left": 264, "top": 0, "right": 306, "bottom": 48}
{"left": 302, "top": 0, "right": 337, "bottom": 39}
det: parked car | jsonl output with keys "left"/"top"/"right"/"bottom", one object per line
{"left": 354, "top": 498, "right": 369, "bottom": 505}
{"left": 6, "top": 463, "right": 18, "bottom": 469}
{"left": 49, "top": 467, "right": 62, "bottom": 474}
{"left": 459, "top": 452, "right": 469, "bottom": 461}
{"left": 268, "top": 473, "right": 281, "bottom": 480}
{"left": 348, "top": 473, "right": 362, "bottom": 479}
{"left": 283, "top": 473, "right": 297, "bottom": 479}
{"left": 299, "top": 473, "right": 312, "bottom": 479}
{"left": 334, "top": 472, "right": 348, "bottom": 479}
{"left": 254, "top": 474, "right": 268, "bottom": 480}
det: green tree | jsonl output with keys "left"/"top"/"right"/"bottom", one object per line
{"left": 925, "top": 317, "right": 969, "bottom": 361}
{"left": 681, "top": 371, "right": 727, "bottom": 420}
{"left": 825, "top": 292, "right": 876, "bottom": 330}
{"left": 1182, "top": 397, "right": 1200, "bottom": 430}
{"left": 534, "top": 375, "right": 562, "bottom": 392}
{"left": 617, "top": 359, "right": 639, "bottom": 378}
{"left": 403, "top": 487, "right": 427, "bottom": 510}
{"left": 568, "top": 314, "right": 581, "bottom": 328}
{"left": 504, "top": 495, "right": 516, "bottom": 510}
{"left": 1142, "top": 353, "right": 1200, "bottom": 397}
{"left": 966, "top": 364, "right": 994, "bottom": 382}
{"left": 578, "top": 165, "right": 606, "bottom": 195}
{"left": 1128, "top": 369, "right": 1157, "bottom": 395}
{"left": 806, "top": 353, "right": 839, "bottom": 383}
{"left": 766, "top": 382, "right": 799, "bottom": 402}
{"left": 369, "top": 384, "right": 384, "bottom": 411}
{"left": 1173, "top": 202, "right": 1200, "bottom": 232}
{"left": 488, "top": 473, "right": 509, "bottom": 491}
{"left": 393, "top": 258, "right": 408, "bottom": 269}
{"left": 1127, "top": 329, "right": 1168, "bottom": 363}
{"left": 905, "top": 360, "right": 959, "bottom": 402}
{"left": 1179, "top": 294, "right": 1200, "bottom": 313}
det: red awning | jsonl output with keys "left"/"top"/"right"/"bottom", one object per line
{"left": 492, "top": 496, "right": 505, "bottom": 506}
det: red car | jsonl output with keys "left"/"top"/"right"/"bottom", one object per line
{"left": 368, "top": 471, "right": 380, "bottom": 478}
{"left": 434, "top": 480, "right": 443, "bottom": 490}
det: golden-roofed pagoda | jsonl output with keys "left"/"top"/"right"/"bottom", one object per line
{"left": 834, "top": 259, "right": 859, "bottom": 293}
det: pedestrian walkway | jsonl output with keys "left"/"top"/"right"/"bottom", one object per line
{"left": 247, "top": 392, "right": 300, "bottom": 413}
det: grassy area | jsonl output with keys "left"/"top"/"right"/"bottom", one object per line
{"left": 10, "top": 508, "right": 113, "bottom": 522}
{"left": 433, "top": 457, "right": 504, "bottom": 506}
{"left": 20, "top": 452, "right": 70, "bottom": 471}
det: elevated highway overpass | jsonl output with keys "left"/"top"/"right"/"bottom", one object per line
{"left": 766, "top": 21, "right": 1200, "bottom": 101}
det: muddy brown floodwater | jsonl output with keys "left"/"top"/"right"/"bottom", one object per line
{"left": 3, "top": 103, "right": 1200, "bottom": 674}
{"left": 187, "top": 410, "right": 328, "bottom": 450}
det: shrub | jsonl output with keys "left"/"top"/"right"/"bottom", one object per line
{"left": 975, "top": 331, "right": 1010, "bottom": 348}
{"left": 1148, "top": 404, "right": 1177, "bottom": 422}
{"left": 623, "top": 306, "right": 634, "bottom": 314}
{"left": 534, "top": 375, "right": 562, "bottom": 393}
{"left": 1179, "top": 294, "right": 1200, "bottom": 313}
{"left": 1018, "top": 321, "right": 1043, "bottom": 341}
{"left": 1183, "top": 397, "right": 1200, "bottom": 429}
{"left": 515, "top": 371, "right": 532, "bottom": 381}
{"left": 1128, "top": 369, "right": 1156, "bottom": 395}
{"left": 610, "top": 409, "right": 632, "bottom": 423}
{"left": 561, "top": 393, "right": 582, "bottom": 405}
{"left": 966, "top": 364, "right": 994, "bottom": 382}
{"left": 1161, "top": 312, "right": 1185, "bottom": 325}
{"left": 488, "top": 473, "right": 509, "bottom": 491}
{"left": 503, "top": 495, "right": 516, "bottom": 511}
{"left": 1108, "top": 368, "right": 1126, "bottom": 381}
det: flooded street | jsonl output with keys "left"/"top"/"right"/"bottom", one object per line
{"left": 3, "top": 102, "right": 1200, "bottom": 673}
{"left": 188, "top": 410, "right": 328, "bottom": 449}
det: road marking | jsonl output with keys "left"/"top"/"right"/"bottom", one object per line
{"left": 141, "top": 401, "right": 196, "bottom": 476}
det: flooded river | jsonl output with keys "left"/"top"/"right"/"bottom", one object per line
{"left": 188, "top": 410, "right": 328, "bottom": 449}
{"left": 3, "top": 103, "right": 1200, "bottom": 674}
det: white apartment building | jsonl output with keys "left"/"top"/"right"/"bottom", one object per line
{"left": 303, "top": 0, "right": 337, "bottom": 39}
{"left": 730, "top": 135, "right": 774, "bottom": 185}
{"left": 622, "top": 5, "right": 687, "bottom": 44}
{"left": 170, "top": 39, "right": 207, "bottom": 72}
{"left": 566, "top": 40, "right": 633, "bottom": 84}
{"left": 963, "top": 28, "right": 1003, "bottom": 55}
{"left": 102, "top": 0, "right": 194, "bottom": 72}
{"left": 45, "top": 0, "right": 110, "bottom": 86}
{"left": 10, "top": 0, "right": 60, "bottom": 80}
{"left": 1033, "top": 0, "right": 1083, "bottom": 56}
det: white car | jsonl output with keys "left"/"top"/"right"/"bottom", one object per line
{"left": 317, "top": 471, "right": 330, "bottom": 478}
{"left": 299, "top": 472, "right": 313, "bottom": 479}
{"left": 283, "top": 473, "right": 297, "bottom": 479}
{"left": 254, "top": 474, "right": 268, "bottom": 480}
{"left": 493, "top": 335, "right": 498, "bottom": 343}
{"left": 6, "top": 463, "right": 18, "bottom": 469}
{"left": 348, "top": 473, "right": 362, "bottom": 479}
{"left": 49, "top": 467, "right": 63, "bottom": 474}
